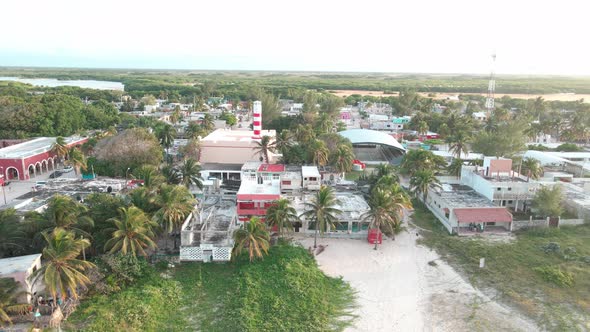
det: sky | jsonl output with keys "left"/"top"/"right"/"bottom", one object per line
{"left": 1, "top": 0, "right": 589, "bottom": 75}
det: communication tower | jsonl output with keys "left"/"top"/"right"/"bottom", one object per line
{"left": 485, "top": 53, "right": 496, "bottom": 113}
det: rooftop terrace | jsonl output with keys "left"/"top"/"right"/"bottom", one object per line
{"left": 433, "top": 184, "right": 496, "bottom": 208}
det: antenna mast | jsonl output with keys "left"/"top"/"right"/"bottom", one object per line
{"left": 485, "top": 53, "right": 496, "bottom": 114}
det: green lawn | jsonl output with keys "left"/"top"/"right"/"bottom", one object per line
{"left": 412, "top": 201, "right": 590, "bottom": 331}
{"left": 68, "top": 243, "right": 356, "bottom": 332}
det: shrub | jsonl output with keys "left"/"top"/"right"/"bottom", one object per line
{"left": 541, "top": 242, "right": 561, "bottom": 254}
{"left": 533, "top": 266, "right": 574, "bottom": 287}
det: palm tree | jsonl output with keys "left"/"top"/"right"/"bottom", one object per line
{"left": 310, "top": 139, "right": 329, "bottom": 166}
{"left": 316, "top": 113, "right": 334, "bottom": 134}
{"left": 265, "top": 198, "right": 299, "bottom": 238}
{"left": 410, "top": 170, "right": 441, "bottom": 202}
{"left": 157, "top": 124, "right": 176, "bottom": 164}
{"left": 153, "top": 184, "right": 196, "bottom": 248}
{"left": 42, "top": 195, "right": 94, "bottom": 237}
{"left": 331, "top": 145, "right": 354, "bottom": 176}
{"left": 363, "top": 188, "right": 411, "bottom": 249}
{"left": 0, "top": 209, "right": 24, "bottom": 258}
{"left": 66, "top": 147, "right": 87, "bottom": 175}
{"left": 447, "top": 158, "right": 464, "bottom": 178}
{"left": 32, "top": 228, "right": 95, "bottom": 300}
{"left": 232, "top": 217, "right": 270, "bottom": 262}
{"left": 170, "top": 107, "right": 181, "bottom": 125}
{"left": 162, "top": 165, "right": 180, "bottom": 185}
{"left": 0, "top": 278, "right": 30, "bottom": 327}
{"left": 128, "top": 187, "right": 157, "bottom": 215}
{"left": 51, "top": 136, "right": 69, "bottom": 169}
{"left": 417, "top": 121, "right": 429, "bottom": 136}
{"left": 178, "top": 158, "right": 203, "bottom": 189}
{"left": 300, "top": 186, "right": 341, "bottom": 248}
{"left": 295, "top": 124, "right": 316, "bottom": 144}
{"left": 185, "top": 122, "right": 204, "bottom": 140}
{"left": 521, "top": 157, "right": 543, "bottom": 181}
{"left": 201, "top": 114, "right": 215, "bottom": 132}
{"left": 253, "top": 135, "right": 276, "bottom": 163}
{"left": 447, "top": 131, "right": 471, "bottom": 159}
{"left": 375, "top": 163, "right": 396, "bottom": 179}
{"left": 132, "top": 165, "right": 164, "bottom": 188}
{"left": 104, "top": 207, "right": 157, "bottom": 257}
{"left": 275, "top": 130, "right": 293, "bottom": 154}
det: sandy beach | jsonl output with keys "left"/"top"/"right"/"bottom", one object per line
{"left": 331, "top": 89, "right": 590, "bottom": 103}
{"left": 297, "top": 228, "right": 538, "bottom": 331}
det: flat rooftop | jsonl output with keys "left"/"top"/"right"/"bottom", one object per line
{"left": 434, "top": 184, "right": 496, "bottom": 208}
{"left": 201, "top": 128, "right": 276, "bottom": 143}
{"left": 0, "top": 254, "right": 41, "bottom": 275}
{"left": 0, "top": 136, "right": 87, "bottom": 159}
{"left": 258, "top": 164, "right": 285, "bottom": 173}
{"left": 237, "top": 180, "right": 281, "bottom": 200}
{"left": 288, "top": 190, "right": 370, "bottom": 221}
{"left": 302, "top": 166, "right": 321, "bottom": 177}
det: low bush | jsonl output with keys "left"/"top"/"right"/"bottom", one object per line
{"left": 533, "top": 266, "right": 574, "bottom": 287}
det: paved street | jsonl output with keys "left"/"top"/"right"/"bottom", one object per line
{"left": 0, "top": 167, "right": 78, "bottom": 207}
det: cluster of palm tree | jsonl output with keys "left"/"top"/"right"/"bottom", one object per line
{"left": 0, "top": 162, "right": 198, "bottom": 325}
{"left": 51, "top": 136, "right": 88, "bottom": 175}
{"left": 256, "top": 123, "right": 355, "bottom": 175}
{"left": 399, "top": 150, "right": 444, "bottom": 202}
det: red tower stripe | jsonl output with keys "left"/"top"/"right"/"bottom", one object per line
{"left": 253, "top": 113, "right": 260, "bottom": 117}
{"left": 253, "top": 121, "right": 261, "bottom": 126}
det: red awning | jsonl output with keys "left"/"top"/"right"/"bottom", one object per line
{"left": 454, "top": 208, "right": 512, "bottom": 224}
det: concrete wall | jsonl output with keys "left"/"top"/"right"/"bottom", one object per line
{"left": 559, "top": 218, "right": 585, "bottom": 226}
{"left": 512, "top": 218, "right": 549, "bottom": 230}
{"left": 461, "top": 167, "right": 494, "bottom": 201}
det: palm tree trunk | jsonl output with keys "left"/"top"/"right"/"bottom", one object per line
{"left": 314, "top": 221, "right": 318, "bottom": 249}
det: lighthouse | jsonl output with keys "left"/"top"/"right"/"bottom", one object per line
{"left": 252, "top": 100, "right": 262, "bottom": 139}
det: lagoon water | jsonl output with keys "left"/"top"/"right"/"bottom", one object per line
{"left": 0, "top": 77, "right": 124, "bottom": 91}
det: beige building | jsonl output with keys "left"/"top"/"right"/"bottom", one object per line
{"left": 199, "top": 129, "right": 278, "bottom": 164}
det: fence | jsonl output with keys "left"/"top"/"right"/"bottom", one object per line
{"left": 512, "top": 217, "right": 585, "bottom": 230}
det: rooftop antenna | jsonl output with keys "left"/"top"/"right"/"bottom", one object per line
{"left": 485, "top": 53, "right": 497, "bottom": 115}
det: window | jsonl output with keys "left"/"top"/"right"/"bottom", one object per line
{"left": 508, "top": 200, "right": 513, "bottom": 204}
{"left": 282, "top": 180, "right": 291, "bottom": 185}
{"left": 497, "top": 187, "right": 501, "bottom": 191}
{"left": 273, "top": 174, "right": 280, "bottom": 180}
{"left": 507, "top": 187, "right": 512, "bottom": 191}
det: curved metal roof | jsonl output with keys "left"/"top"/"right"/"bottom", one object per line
{"left": 338, "top": 129, "right": 406, "bottom": 152}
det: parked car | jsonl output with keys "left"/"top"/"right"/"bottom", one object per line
{"left": 2, "top": 181, "right": 10, "bottom": 186}
{"left": 49, "top": 171, "right": 63, "bottom": 178}
{"left": 63, "top": 166, "right": 74, "bottom": 172}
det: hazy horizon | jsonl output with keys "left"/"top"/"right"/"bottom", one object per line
{"left": 2, "top": 0, "right": 589, "bottom": 76}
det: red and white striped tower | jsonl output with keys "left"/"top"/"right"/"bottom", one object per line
{"left": 252, "top": 100, "right": 262, "bottom": 139}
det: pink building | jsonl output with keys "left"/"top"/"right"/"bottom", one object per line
{"left": 0, "top": 136, "right": 88, "bottom": 181}
{"left": 199, "top": 129, "right": 278, "bottom": 164}
{"left": 0, "top": 254, "right": 42, "bottom": 303}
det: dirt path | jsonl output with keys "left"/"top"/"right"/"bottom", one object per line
{"left": 297, "top": 229, "right": 538, "bottom": 331}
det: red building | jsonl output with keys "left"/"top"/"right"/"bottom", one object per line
{"left": 236, "top": 164, "right": 284, "bottom": 222}
{"left": 0, "top": 136, "right": 88, "bottom": 181}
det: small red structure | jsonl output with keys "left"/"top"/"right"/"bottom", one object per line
{"left": 367, "top": 228, "right": 382, "bottom": 245}
{"left": 352, "top": 159, "right": 366, "bottom": 170}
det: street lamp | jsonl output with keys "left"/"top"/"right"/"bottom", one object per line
{"left": 125, "top": 167, "right": 131, "bottom": 189}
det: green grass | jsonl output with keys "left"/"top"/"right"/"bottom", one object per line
{"left": 68, "top": 243, "right": 356, "bottom": 332}
{"left": 411, "top": 200, "right": 590, "bottom": 331}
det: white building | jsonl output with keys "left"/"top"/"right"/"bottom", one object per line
{"left": 472, "top": 112, "right": 488, "bottom": 122}
{"left": 460, "top": 157, "right": 539, "bottom": 211}
{"left": 302, "top": 166, "right": 321, "bottom": 190}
